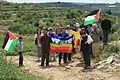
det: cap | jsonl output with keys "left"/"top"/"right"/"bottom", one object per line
{"left": 80, "top": 30, "right": 86, "bottom": 35}
{"left": 66, "top": 25, "right": 70, "bottom": 28}
{"left": 81, "top": 28, "right": 85, "bottom": 30}
{"left": 59, "top": 26, "right": 64, "bottom": 29}
{"left": 48, "top": 27, "right": 53, "bottom": 31}
{"left": 92, "top": 23, "right": 97, "bottom": 27}
{"left": 43, "top": 27, "right": 47, "bottom": 30}
{"left": 19, "top": 37, "right": 23, "bottom": 39}
{"left": 56, "top": 23, "right": 60, "bottom": 25}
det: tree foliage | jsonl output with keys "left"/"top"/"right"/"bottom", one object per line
{"left": 0, "top": 2, "right": 117, "bottom": 35}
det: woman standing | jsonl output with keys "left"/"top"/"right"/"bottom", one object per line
{"left": 34, "top": 28, "right": 42, "bottom": 62}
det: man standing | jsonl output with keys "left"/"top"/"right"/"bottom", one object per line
{"left": 66, "top": 25, "right": 73, "bottom": 62}
{"left": 58, "top": 27, "right": 69, "bottom": 65}
{"left": 91, "top": 24, "right": 100, "bottom": 63}
{"left": 80, "top": 30, "right": 93, "bottom": 72}
{"left": 48, "top": 27, "right": 56, "bottom": 61}
{"left": 17, "top": 37, "right": 24, "bottom": 67}
{"left": 40, "top": 27, "right": 52, "bottom": 66}
{"left": 101, "top": 19, "right": 111, "bottom": 45}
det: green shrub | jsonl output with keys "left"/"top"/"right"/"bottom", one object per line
{"left": 8, "top": 22, "right": 36, "bottom": 35}
{"left": 111, "top": 17, "right": 120, "bottom": 41}
{"left": 8, "top": 22, "right": 24, "bottom": 33}
{"left": 100, "top": 44, "right": 120, "bottom": 59}
{"left": 23, "top": 36, "right": 35, "bottom": 56}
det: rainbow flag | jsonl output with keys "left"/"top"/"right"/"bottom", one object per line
{"left": 50, "top": 33, "right": 73, "bottom": 53}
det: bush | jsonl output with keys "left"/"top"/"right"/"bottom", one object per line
{"left": 19, "top": 26, "right": 36, "bottom": 35}
{"left": 23, "top": 37, "right": 35, "bottom": 56}
{"left": 111, "top": 17, "right": 120, "bottom": 41}
{"left": 9, "top": 22, "right": 36, "bottom": 35}
{"left": 34, "top": 22, "right": 39, "bottom": 27}
{"left": 8, "top": 22, "right": 24, "bottom": 33}
{"left": 100, "top": 44, "right": 120, "bottom": 59}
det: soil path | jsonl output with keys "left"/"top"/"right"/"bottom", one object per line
{"left": 6, "top": 54, "right": 120, "bottom": 80}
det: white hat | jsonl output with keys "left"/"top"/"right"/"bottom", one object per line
{"left": 92, "top": 23, "right": 97, "bottom": 27}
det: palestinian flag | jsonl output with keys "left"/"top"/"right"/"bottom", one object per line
{"left": 84, "top": 9, "right": 101, "bottom": 26}
{"left": 2, "top": 31, "right": 18, "bottom": 53}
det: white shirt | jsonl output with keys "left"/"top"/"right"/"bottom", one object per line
{"left": 79, "top": 34, "right": 93, "bottom": 45}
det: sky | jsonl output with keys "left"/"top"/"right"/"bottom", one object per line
{"left": 6, "top": 0, "right": 120, "bottom": 3}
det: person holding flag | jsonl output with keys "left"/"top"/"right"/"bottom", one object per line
{"left": 66, "top": 25, "right": 74, "bottom": 62}
{"left": 80, "top": 30, "right": 93, "bottom": 72}
{"left": 40, "top": 27, "right": 52, "bottom": 66}
{"left": 2, "top": 31, "right": 24, "bottom": 66}
{"left": 48, "top": 27, "right": 56, "bottom": 61}
{"left": 58, "top": 27, "right": 69, "bottom": 65}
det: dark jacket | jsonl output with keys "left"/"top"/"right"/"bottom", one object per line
{"left": 80, "top": 35, "right": 93, "bottom": 51}
{"left": 41, "top": 35, "right": 52, "bottom": 53}
{"left": 81, "top": 36, "right": 89, "bottom": 51}
{"left": 101, "top": 19, "right": 111, "bottom": 30}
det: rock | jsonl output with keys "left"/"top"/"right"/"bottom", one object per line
{"left": 24, "top": 67, "right": 30, "bottom": 71}
{"left": 106, "top": 55, "right": 114, "bottom": 64}
{"left": 100, "top": 78, "right": 104, "bottom": 80}
{"left": 103, "top": 69, "right": 110, "bottom": 72}
{"left": 65, "top": 66, "right": 71, "bottom": 69}
{"left": 89, "top": 78, "right": 95, "bottom": 80}
{"left": 115, "top": 63, "right": 120, "bottom": 67}
{"left": 97, "top": 65, "right": 104, "bottom": 69}
{"left": 108, "top": 65, "right": 113, "bottom": 69}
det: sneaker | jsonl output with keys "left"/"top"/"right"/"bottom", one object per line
{"left": 59, "top": 63, "right": 64, "bottom": 67}
{"left": 82, "top": 68, "right": 88, "bottom": 72}
{"left": 40, "top": 64, "right": 44, "bottom": 66}
{"left": 46, "top": 64, "right": 49, "bottom": 66}
{"left": 19, "top": 65, "right": 24, "bottom": 67}
{"left": 86, "top": 66, "right": 91, "bottom": 69}
{"left": 35, "top": 60, "right": 40, "bottom": 62}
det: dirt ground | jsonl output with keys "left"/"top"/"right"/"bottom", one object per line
{"left": 5, "top": 54, "right": 120, "bottom": 80}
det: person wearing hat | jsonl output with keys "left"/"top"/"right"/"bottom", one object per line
{"left": 66, "top": 25, "right": 74, "bottom": 62}
{"left": 55, "top": 23, "right": 61, "bottom": 35}
{"left": 91, "top": 24, "right": 100, "bottom": 63}
{"left": 80, "top": 30, "right": 93, "bottom": 72}
{"left": 40, "top": 27, "right": 52, "bottom": 66}
{"left": 17, "top": 37, "right": 24, "bottom": 67}
{"left": 48, "top": 27, "right": 53, "bottom": 35}
{"left": 48, "top": 27, "right": 56, "bottom": 61}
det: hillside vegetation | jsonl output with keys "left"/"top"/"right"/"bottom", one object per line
{"left": 0, "top": 2, "right": 117, "bottom": 35}
{"left": 0, "top": 2, "right": 120, "bottom": 80}
{"left": 0, "top": 1, "right": 120, "bottom": 58}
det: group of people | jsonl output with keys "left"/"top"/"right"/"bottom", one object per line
{"left": 17, "top": 19, "right": 111, "bottom": 72}
{"left": 34, "top": 25, "right": 74, "bottom": 66}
